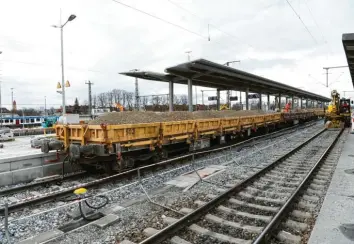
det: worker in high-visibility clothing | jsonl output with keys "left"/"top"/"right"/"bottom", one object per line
{"left": 284, "top": 102, "right": 291, "bottom": 112}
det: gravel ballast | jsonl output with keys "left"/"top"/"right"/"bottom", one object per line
{"left": 0, "top": 123, "right": 324, "bottom": 243}
{"left": 88, "top": 110, "right": 271, "bottom": 125}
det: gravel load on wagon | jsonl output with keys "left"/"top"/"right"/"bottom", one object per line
{"left": 89, "top": 110, "right": 272, "bottom": 125}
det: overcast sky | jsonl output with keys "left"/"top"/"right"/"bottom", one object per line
{"left": 0, "top": 0, "right": 353, "bottom": 109}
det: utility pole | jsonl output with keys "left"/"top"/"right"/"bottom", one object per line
{"left": 10, "top": 88, "right": 14, "bottom": 118}
{"left": 224, "top": 60, "right": 240, "bottom": 108}
{"left": 135, "top": 77, "right": 139, "bottom": 110}
{"left": 44, "top": 96, "right": 47, "bottom": 117}
{"left": 85, "top": 81, "right": 93, "bottom": 117}
{"left": 129, "top": 69, "right": 140, "bottom": 110}
{"left": 323, "top": 65, "right": 348, "bottom": 87}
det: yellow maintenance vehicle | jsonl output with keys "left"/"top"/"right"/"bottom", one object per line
{"left": 325, "top": 90, "right": 352, "bottom": 128}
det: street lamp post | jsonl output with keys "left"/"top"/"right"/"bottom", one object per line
{"left": 52, "top": 13, "right": 76, "bottom": 115}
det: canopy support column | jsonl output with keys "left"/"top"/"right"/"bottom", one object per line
{"left": 267, "top": 94, "right": 270, "bottom": 111}
{"left": 217, "top": 89, "right": 221, "bottom": 111}
{"left": 259, "top": 93, "right": 262, "bottom": 110}
{"left": 169, "top": 80, "right": 174, "bottom": 112}
{"left": 246, "top": 88, "right": 249, "bottom": 110}
{"left": 188, "top": 79, "right": 193, "bottom": 112}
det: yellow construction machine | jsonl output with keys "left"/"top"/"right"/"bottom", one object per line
{"left": 325, "top": 90, "right": 352, "bottom": 128}
{"left": 220, "top": 104, "right": 230, "bottom": 110}
{"left": 115, "top": 103, "right": 125, "bottom": 112}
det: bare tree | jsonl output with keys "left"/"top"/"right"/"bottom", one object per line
{"left": 106, "top": 91, "right": 114, "bottom": 109}
{"left": 161, "top": 95, "right": 169, "bottom": 106}
{"left": 112, "top": 89, "right": 122, "bottom": 104}
{"left": 92, "top": 94, "right": 97, "bottom": 108}
{"left": 173, "top": 95, "right": 180, "bottom": 105}
{"left": 97, "top": 93, "right": 107, "bottom": 108}
{"left": 126, "top": 92, "right": 134, "bottom": 110}
{"left": 179, "top": 95, "right": 188, "bottom": 105}
{"left": 142, "top": 96, "right": 148, "bottom": 110}
{"left": 122, "top": 91, "right": 127, "bottom": 107}
{"left": 151, "top": 95, "right": 162, "bottom": 106}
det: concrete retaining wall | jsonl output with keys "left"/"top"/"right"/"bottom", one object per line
{"left": 0, "top": 152, "right": 78, "bottom": 186}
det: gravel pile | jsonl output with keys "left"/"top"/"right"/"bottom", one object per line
{"left": 0, "top": 123, "right": 324, "bottom": 243}
{"left": 89, "top": 110, "right": 270, "bottom": 125}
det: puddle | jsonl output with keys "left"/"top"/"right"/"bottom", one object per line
{"left": 339, "top": 223, "right": 354, "bottom": 241}
{"left": 344, "top": 169, "right": 354, "bottom": 174}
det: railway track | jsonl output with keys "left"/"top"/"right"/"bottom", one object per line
{"left": 131, "top": 128, "right": 342, "bottom": 244}
{"left": 0, "top": 122, "right": 320, "bottom": 215}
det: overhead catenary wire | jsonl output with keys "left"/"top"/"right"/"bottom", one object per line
{"left": 304, "top": 1, "right": 333, "bottom": 56}
{"left": 166, "top": 0, "right": 256, "bottom": 51}
{"left": 285, "top": 0, "right": 318, "bottom": 44}
{"left": 111, "top": 0, "right": 207, "bottom": 40}
{"left": 111, "top": 0, "right": 255, "bottom": 61}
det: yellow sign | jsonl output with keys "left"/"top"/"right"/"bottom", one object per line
{"left": 65, "top": 80, "right": 71, "bottom": 87}
{"left": 56, "top": 82, "right": 61, "bottom": 89}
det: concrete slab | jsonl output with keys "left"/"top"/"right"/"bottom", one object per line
{"left": 0, "top": 162, "right": 10, "bottom": 172}
{"left": 43, "top": 162, "right": 75, "bottom": 176}
{"left": 165, "top": 165, "right": 225, "bottom": 188}
{"left": 91, "top": 214, "right": 119, "bottom": 228}
{"left": 308, "top": 133, "right": 354, "bottom": 244}
{"left": 18, "top": 229, "right": 64, "bottom": 244}
{"left": 0, "top": 171, "right": 12, "bottom": 185}
{"left": 12, "top": 166, "right": 43, "bottom": 183}
{"left": 10, "top": 157, "right": 42, "bottom": 170}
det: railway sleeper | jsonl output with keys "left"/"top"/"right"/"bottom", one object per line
{"left": 262, "top": 174, "right": 302, "bottom": 182}
{"left": 193, "top": 200, "right": 272, "bottom": 223}
{"left": 245, "top": 186, "right": 290, "bottom": 198}
{"left": 276, "top": 230, "right": 302, "bottom": 244}
{"left": 296, "top": 200, "right": 317, "bottom": 211}
{"left": 258, "top": 178, "right": 301, "bottom": 187}
{"left": 252, "top": 182, "right": 295, "bottom": 192}
{"left": 206, "top": 193, "right": 285, "bottom": 207}
{"left": 188, "top": 223, "right": 252, "bottom": 244}
{"left": 237, "top": 192, "right": 286, "bottom": 205}
{"left": 284, "top": 219, "right": 308, "bottom": 232}
{"left": 291, "top": 209, "right": 312, "bottom": 219}
{"left": 228, "top": 198, "right": 280, "bottom": 213}
{"left": 171, "top": 236, "right": 192, "bottom": 244}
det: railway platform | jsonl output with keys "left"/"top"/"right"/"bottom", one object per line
{"left": 308, "top": 131, "right": 354, "bottom": 244}
{"left": 0, "top": 136, "right": 75, "bottom": 186}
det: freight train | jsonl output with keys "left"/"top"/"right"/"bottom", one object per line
{"left": 41, "top": 109, "right": 324, "bottom": 174}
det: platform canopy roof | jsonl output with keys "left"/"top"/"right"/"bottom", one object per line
{"left": 342, "top": 33, "right": 354, "bottom": 87}
{"left": 120, "top": 58, "right": 331, "bottom": 102}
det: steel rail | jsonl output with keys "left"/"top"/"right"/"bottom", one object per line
{"left": 253, "top": 128, "right": 343, "bottom": 243}
{"left": 139, "top": 128, "right": 328, "bottom": 244}
{"left": 0, "top": 171, "right": 86, "bottom": 197}
{"left": 0, "top": 121, "right": 318, "bottom": 215}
